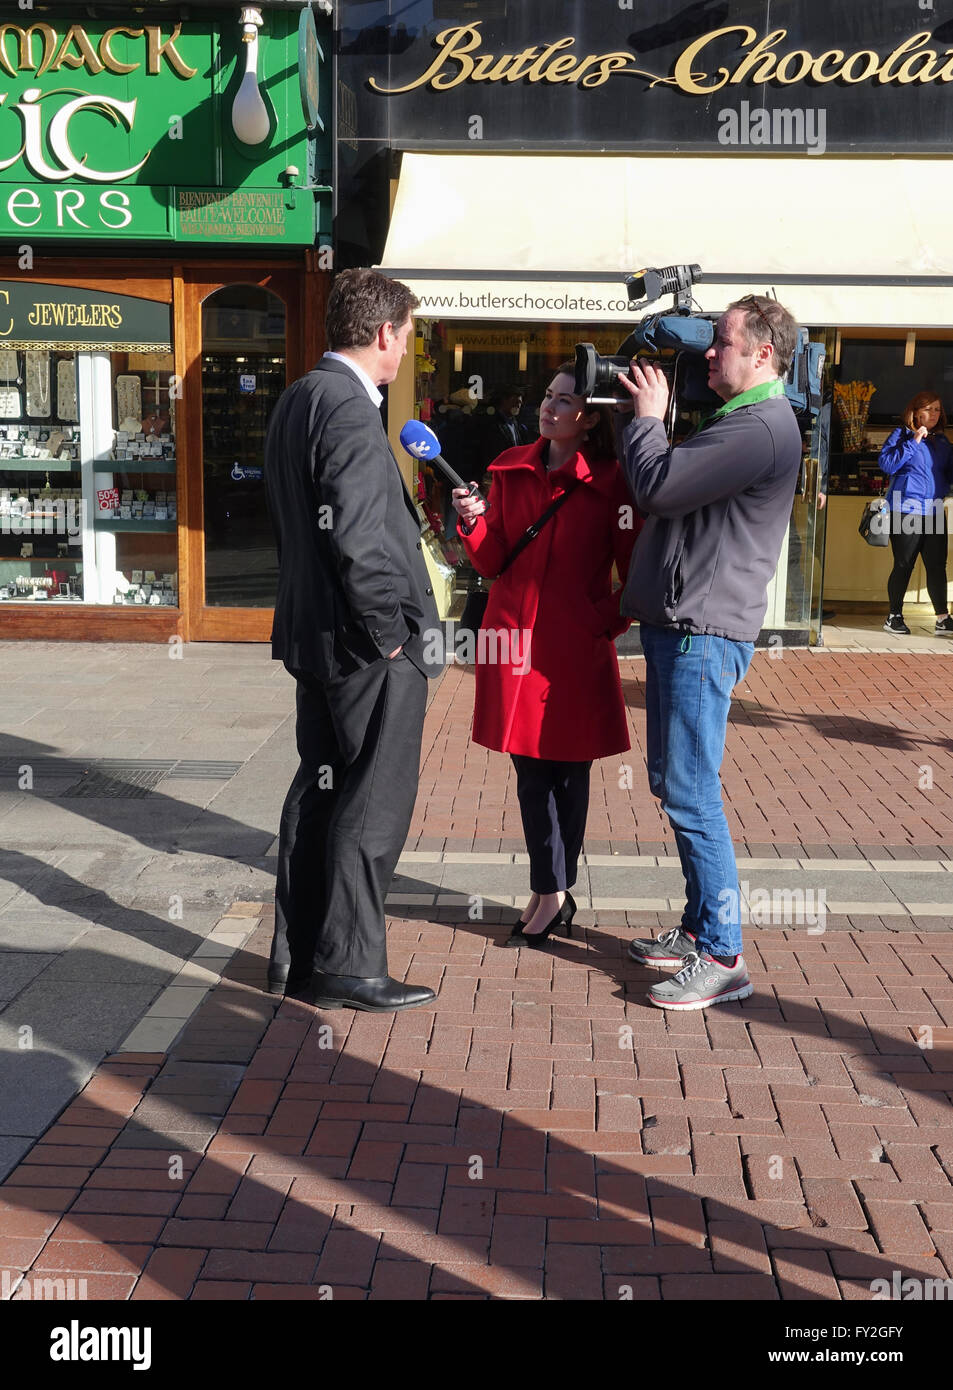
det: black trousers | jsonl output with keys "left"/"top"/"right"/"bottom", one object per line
{"left": 511, "top": 754, "right": 592, "bottom": 893}
{"left": 269, "top": 655, "right": 427, "bottom": 979}
{"left": 887, "top": 514, "right": 949, "bottom": 614}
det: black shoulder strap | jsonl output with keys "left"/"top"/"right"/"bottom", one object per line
{"left": 498, "top": 482, "right": 579, "bottom": 575}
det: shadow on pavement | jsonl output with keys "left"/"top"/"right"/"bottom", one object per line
{"left": 0, "top": 912, "right": 949, "bottom": 1300}
{"left": 729, "top": 705, "right": 953, "bottom": 756}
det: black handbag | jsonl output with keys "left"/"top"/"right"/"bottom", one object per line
{"left": 457, "top": 483, "right": 579, "bottom": 637}
{"left": 458, "top": 584, "right": 490, "bottom": 635}
{"left": 858, "top": 493, "right": 890, "bottom": 547}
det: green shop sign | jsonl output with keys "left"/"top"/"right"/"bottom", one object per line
{"left": 0, "top": 11, "right": 329, "bottom": 245}
{"left": 0, "top": 280, "right": 171, "bottom": 350}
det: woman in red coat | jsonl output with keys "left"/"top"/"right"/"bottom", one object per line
{"left": 453, "top": 364, "right": 640, "bottom": 948}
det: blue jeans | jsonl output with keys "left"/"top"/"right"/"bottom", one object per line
{"left": 640, "top": 624, "right": 754, "bottom": 959}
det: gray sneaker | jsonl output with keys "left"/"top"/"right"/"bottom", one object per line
{"left": 628, "top": 925, "right": 698, "bottom": 968}
{"left": 648, "top": 951, "right": 752, "bottom": 1011}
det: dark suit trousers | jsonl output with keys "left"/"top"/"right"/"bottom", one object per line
{"left": 270, "top": 655, "right": 427, "bottom": 979}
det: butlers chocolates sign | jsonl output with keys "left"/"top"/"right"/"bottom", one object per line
{"left": 339, "top": 0, "right": 953, "bottom": 155}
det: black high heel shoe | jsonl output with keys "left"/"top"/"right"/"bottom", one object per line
{"left": 504, "top": 892, "right": 576, "bottom": 949}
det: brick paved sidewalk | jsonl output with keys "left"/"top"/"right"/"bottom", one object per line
{"left": 413, "top": 651, "right": 953, "bottom": 853}
{"left": 2, "top": 905, "right": 951, "bottom": 1301}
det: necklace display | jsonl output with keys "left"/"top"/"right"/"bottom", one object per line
{"left": 56, "top": 359, "right": 78, "bottom": 422}
{"left": 115, "top": 375, "right": 143, "bottom": 432}
{"left": 25, "top": 351, "right": 51, "bottom": 418}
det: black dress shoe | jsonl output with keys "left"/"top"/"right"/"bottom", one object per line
{"left": 310, "top": 973, "right": 437, "bottom": 1013}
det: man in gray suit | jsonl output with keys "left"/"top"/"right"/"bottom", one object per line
{"left": 265, "top": 269, "right": 442, "bottom": 1012}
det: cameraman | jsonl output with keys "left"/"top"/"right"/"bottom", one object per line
{"left": 616, "top": 295, "right": 802, "bottom": 1011}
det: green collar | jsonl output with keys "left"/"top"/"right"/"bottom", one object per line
{"left": 702, "top": 378, "right": 784, "bottom": 429}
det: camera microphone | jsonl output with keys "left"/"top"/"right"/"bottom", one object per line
{"left": 399, "top": 419, "right": 481, "bottom": 499}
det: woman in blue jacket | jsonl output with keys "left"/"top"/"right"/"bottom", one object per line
{"left": 879, "top": 391, "right": 953, "bottom": 634}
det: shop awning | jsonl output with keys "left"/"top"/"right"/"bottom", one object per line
{"left": 378, "top": 154, "right": 953, "bottom": 327}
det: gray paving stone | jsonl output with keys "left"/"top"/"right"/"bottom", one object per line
{"left": 871, "top": 874, "right": 953, "bottom": 902}
{"left": 30, "top": 942, "right": 193, "bottom": 985}
{"left": 0, "top": 921, "right": 88, "bottom": 952}
{"left": 0, "top": 952, "right": 57, "bottom": 1002}
{"left": 191, "top": 941, "right": 237, "bottom": 962}
{"left": 150, "top": 1062, "right": 244, "bottom": 1096}
{"left": 112, "top": 1122, "right": 217, "bottom": 1149}
{"left": 0, "top": 1047, "right": 93, "bottom": 1138}
{"left": 588, "top": 868, "right": 685, "bottom": 896}
{"left": 90, "top": 907, "right": 218, "bottom": 937}
{"left": 742, "top": 874, "right": 902, "bottom": 902}
{"left": 144, "top": 985, "right": 210, "bottom": 1018}
{"left": 168, "top": 1042, "right": 260, "bottom": 1064}
{"left": 0, "top": 980, "right": 162, "bottom": 1055}
{"left": 174, "top": 828, "right": 275, "bottom": 856}
{"left": 0, "top": 1135, "right": 35, "bottom": 1181}
{"left": 118, "top": 1019, "right": 187, "bottom": 1054}
{"left": 133, "top": 1095, "right": 228, "bottom": 1127}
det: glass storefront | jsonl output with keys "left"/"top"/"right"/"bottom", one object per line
{"left": 822, "top": 326, "right": 953, "bottom": 612}
{"left": 413, "top": 317, "right": 826, "bottom": 643}
{"left": 0, "top": 347, "right": 178, "bottom": 607}
{"left": 0, "top": 263, "right": 320, "bottom": 638}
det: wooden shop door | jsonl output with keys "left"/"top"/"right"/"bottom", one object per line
{"left": 180, "top": 265, "right": 305, "bottom": 642}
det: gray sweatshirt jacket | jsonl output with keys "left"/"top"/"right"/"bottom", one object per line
{"left": 620, "top": 394, "right": 802, "bottom": 642}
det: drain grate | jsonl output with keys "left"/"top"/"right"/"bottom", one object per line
{"left": 0, "top": 757, "right": 242, "bottom": 790}
{"left": 62, "top": 768, "right": 168, "bottom": 798}
{"left": 163, "top": 761, "right": 242, "bottom": 779}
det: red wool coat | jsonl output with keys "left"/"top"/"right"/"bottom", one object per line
{"left": 460, "top": 438, "right": 642, "bottom": 761}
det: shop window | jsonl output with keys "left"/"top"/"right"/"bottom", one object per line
{"left": 201, "top": 285, "right": 286, "bottom": 608}
{"left": 415, "top": 318, "right": 820, "bottom": 640}
{"left": 0, "top": 349, "right": 83, "bottom": 603}
{"left": 0, "top": 347, "right": 176, "bottom": 607}
{"left": 97, "top": 351, "right": 178, "bottom": 608}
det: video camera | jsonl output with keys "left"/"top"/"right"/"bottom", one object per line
{"left": 574, "top": 264, "right": 824, "bottom": 422}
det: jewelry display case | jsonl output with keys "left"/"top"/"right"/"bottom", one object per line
{"left": 96, "top": 353, "right": 178, "bottom": 607}
{"left": 0, "top": 350, "right": 85, "bottom": 601}
{"left": 0, "top": 348, "right": 179, "bottom": 605}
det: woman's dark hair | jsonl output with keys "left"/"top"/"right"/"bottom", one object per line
{"left": 553, "top": 361, "right": 617, "bottom": 459}
{"left": 902, "top": 390, "right": 947, "bottom": 432}
{"left": 325, "top": 268, "right": 419, "bottom": 350}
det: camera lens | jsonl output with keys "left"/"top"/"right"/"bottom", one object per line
{"left": 574, "top": 343, "right": 632, "bottom": 399}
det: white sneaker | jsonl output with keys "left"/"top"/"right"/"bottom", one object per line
{"left": 647, "top": 951, "right": 752, "bottom": 1011}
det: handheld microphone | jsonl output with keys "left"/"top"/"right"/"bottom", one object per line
{"left": 399, "top": 419, "right": 481, "bottom": 500}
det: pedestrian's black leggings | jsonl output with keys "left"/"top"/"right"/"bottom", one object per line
{"left": 511, "top": 755, "right": 592, "bottom": 893}
{"left": 887, "top": 514, "right": 949, "bottom": 614}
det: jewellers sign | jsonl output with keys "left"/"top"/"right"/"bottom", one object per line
{"left": 339, "top": 0, "right": 953, "bottom": 153}
{"left": 0, "top": 281, "right": 171, "bottom": 350}
{"left": 0, "top": 12, "right": 325, "bottom": 242}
